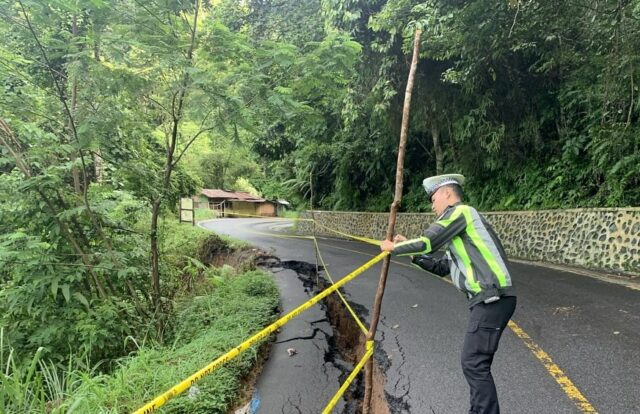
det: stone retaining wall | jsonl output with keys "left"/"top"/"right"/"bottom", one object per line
{"left": 298, "top": 208, "right": 640, "bottom": 276}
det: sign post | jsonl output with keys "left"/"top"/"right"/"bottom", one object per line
{"left": 180, "top": 198, "right": 195, "bottom": 226}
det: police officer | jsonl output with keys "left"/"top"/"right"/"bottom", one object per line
{"left": 380, "top": 174, "right": 516, "bottom": 414}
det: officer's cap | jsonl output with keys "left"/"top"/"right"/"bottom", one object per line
{"left": 422, "top": 174, "right": 465, "bottom": 199}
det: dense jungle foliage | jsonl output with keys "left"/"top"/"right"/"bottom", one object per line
{"left": 0, "top": 0, "right": 638, "bottom": 410}
{"left": 242, "top": 0, "right": 640, "bottom": 212}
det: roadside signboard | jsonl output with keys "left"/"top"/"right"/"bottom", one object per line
{"left": 180, "top": 198, "right": 195, "bottom": 225}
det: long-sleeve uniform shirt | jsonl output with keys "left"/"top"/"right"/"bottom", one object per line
{"left": 393, "top": 203, "right": 515, "bottom": 307}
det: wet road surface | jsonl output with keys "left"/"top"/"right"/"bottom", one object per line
{"left": 200, "top": 218, "right": 640, "bottom": 414}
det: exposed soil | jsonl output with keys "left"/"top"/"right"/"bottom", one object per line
{"left": 228, "top": 340, "right": 273, "bottom": 414}
{"left": 198, "top": 234, "right": 273, "bottom": 272}
{"left": 260, "top": 255, "right": 392, "bottom": 414}
{"left": 194, "top": 238, "right": 399, "bottom": 413}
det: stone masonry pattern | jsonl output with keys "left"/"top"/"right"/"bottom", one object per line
{"left": 298, "top": 208, "right": 640, "bottom": 276}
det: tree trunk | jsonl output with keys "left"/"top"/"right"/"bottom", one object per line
{"left": 150, "top": 199, "right": 162, "bottom": 311}
{"left": 93, "top": 30, "right": 104, "bottom": 183}
{"left": 432, "top": 122, "right": 444, "bottom": 174}
{"left": 93, "top": 149, "right": 103, "bottom": 183}
{"left": 148, "top": 0, "right": 200, "bottom": 328}
{"left": 69, "top": 15, "right": 81, "bottom": 193}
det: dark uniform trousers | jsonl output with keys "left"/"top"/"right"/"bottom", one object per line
{"left": 461, "top": 296, "right": 517, "bottom": 414}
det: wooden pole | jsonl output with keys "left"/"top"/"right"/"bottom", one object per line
{"left": 362, "top": 28, "right": 422, "bottom": 414}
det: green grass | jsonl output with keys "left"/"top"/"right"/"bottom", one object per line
{"left": 279, "top": 209, "right": 300, "bottom": 219}
{"left": 194, "top": 208, "right": 218, "bottom": 221}
{"left": 1, "top": 271, "right": 279, "bottom": 414}
{"left": 1, "top": 217, "right": 279, "bottom": 414}
{"left": 159, "top": 214, "right": 248, "bottom": 252}
{"left": 96, "top": 270, "right": 279, "bottom": 413}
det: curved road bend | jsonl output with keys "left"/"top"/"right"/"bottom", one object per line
{"left": 200, "top": 218, "right": 640, "bottom": 414}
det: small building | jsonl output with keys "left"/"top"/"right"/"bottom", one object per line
{"left": 196, "top": 189, "right": 277, "bottom": 217}
{"left": 276, "top": 199, "right": 291, "bottom": 216}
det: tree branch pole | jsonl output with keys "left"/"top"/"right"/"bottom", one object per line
{"left": 363, "top": 28, "right": 422, "bottom": 414}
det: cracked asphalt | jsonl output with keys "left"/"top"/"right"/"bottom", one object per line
{"left": 200, "top": 218, "right": 640, "bottom": 414}
{"left": 257, "top": 266, "right": 346, "bottom": 413}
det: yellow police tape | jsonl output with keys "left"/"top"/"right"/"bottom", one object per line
{"left": 210, "top": 210, "right": 381, "bottom": 246}
{"left": 312, "top": 237, "right": 368, "bottom": 335}
{"left": 313, "top": 221, "right": 381, "bottom": 246}
{"left": 132, "top": 251, "right": 388, "bottom": 414}
{"left": 218, "top": 212, "right": 369, "bottom": 334}
{"left": 322, "top": 340, "right": 374, "bottom": 414}
{"left": 214, "top": 209, "right": 315, "bottom": 222}
{"left": 205, "top": 210, "right": 373, "bottom": 334}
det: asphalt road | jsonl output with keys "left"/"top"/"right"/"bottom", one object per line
{"left": 200, "top": 218, "right": 640, "bottom": 414}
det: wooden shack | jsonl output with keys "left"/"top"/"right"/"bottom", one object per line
{"left": 196, "top": 189, "right": 277, "bottom": 217}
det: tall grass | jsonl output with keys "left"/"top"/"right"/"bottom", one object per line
{"left": 194, "top": 208, "right": 218, "bottom": 221}
{"left": 1, "top": 269, "right": 279, "bottom": 413}
{"left": 0, "top": 334, "right": 46, "bottom": 414}
{"left": 278, "top": 209, "right": 300, "bottom": 219}
{"left": 1, "top": 216, "right": 278, "bottom": 413}
{"left": 0, "top": 328, "right": 108, "bottom": 413}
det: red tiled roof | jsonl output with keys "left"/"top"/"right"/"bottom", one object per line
{"left": 201, "top": 189, "right": 265, "bottom": 202}
{"left": 233, "top": 192, "right": 265, "bottom": 201}
{"left": 201, "top": 189, "right": 234, "bottom": 198}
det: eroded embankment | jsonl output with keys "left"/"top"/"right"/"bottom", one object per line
{"left": 257, "top": 254, "right": 399, "bottom": 414}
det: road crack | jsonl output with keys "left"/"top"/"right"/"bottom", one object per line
{"left": 261, "top": 255, "right": 393, "bottom": 413}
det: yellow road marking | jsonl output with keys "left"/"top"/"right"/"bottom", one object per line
{"left": 316, "top": 242, "right": 417, "bottom": 270}
{"left": 508, "top": 320, "right": 598, "bottom": 413}
{"left": 201, "top": 218, "right": 600, "bottom": 413}
{"left": 318, "top": 242, "right": 599, "bottom": 413}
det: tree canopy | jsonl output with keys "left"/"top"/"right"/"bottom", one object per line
{"left": 1, "top": 0, "right": 638, "bottom": 371}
